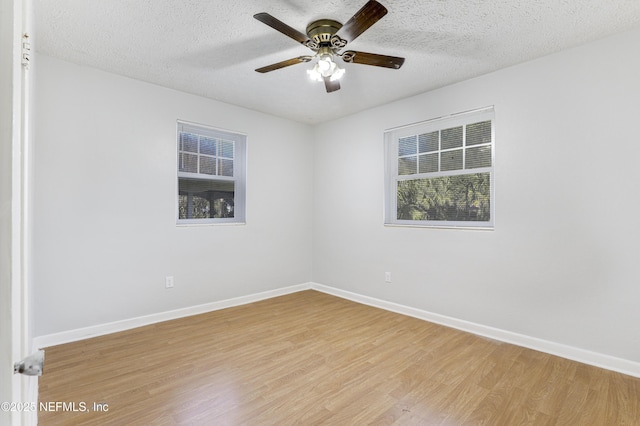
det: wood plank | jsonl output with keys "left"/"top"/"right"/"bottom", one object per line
{"left": 38, "top": 290, "right": 640, "bottom": 425}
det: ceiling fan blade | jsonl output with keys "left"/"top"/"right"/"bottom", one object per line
{"left": 323, "top": 77, "right": 340, "bottom": 93}
{"left": 342, "top": 50, "right": 404, "bottom": 69}
{"left": 334, "top": 0, "right": 388, "bottom": 44}
{"left": 255, "top": 56, "right": 313, "bottom": 73}
{"left": 254, "top": 13, "right": 310, "bottom": 45}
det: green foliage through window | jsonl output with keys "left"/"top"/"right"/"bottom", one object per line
{"left": 397, "top": 173, "right": 490, "bottom": 222}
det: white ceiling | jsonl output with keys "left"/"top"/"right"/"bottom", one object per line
{"left": 35, "top": 0, "right": 640, "bottom": 124}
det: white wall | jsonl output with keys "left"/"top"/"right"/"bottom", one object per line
{"left": 312, "top": 27, "right": 640, "bottom": 363}
{"left": 33, "top": 55, "right": 313, "bottom": 336}
{"left": 33, "top": 27, "right": 640, "bottom": 366}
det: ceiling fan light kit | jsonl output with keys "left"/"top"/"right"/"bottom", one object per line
{"left": 254, "top": 0, "right": 404, "bottom": 93}
{"left": 306, "top": 46, "right": 344, "bottom": 82}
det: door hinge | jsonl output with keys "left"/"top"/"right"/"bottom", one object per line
{"left": 21, "top": 33, "right": 31, "bottom": 69}
{"left": 14, "top": 350, "right": 44, "bottom": 376}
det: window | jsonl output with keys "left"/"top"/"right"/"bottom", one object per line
{"left": 177, "top": 121, "right": 246, "bottom": 224}
{"left": 384, "top": 107, "right": 494, "bottom": 228}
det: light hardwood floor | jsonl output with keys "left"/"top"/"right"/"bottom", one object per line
{"left": 38, "top": 290, "right": 640, "bottom": 425}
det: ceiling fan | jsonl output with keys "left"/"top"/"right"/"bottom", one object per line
{"left": 254, "top": 0, "right": 405, "bottom": 93}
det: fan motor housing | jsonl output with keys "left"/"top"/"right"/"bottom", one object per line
{"left": 306, "top": 19, "right": 342, "bottom": 45}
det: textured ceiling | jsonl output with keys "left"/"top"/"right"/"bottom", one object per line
{"left": 35, "top": 0, "right": 640, "bottom": 124}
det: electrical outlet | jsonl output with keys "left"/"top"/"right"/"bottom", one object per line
{"left": 165, "top": 276, "right": 174, "bottom": 289}
{"left": 385, "top": 272, "right": 392, "bottom": 283}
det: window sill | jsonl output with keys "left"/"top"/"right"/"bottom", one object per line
{"left": 176, "top": 221, "right": 246, "bottom": 227}
{"left": 384, "top": 223, "right": 494, "bottom": 231}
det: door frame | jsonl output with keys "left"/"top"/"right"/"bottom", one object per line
{"left": 1, "top": 0, "right": 35, "bottom": 424}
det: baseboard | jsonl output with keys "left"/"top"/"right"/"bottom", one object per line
{"left": 310, "top": 283, "right": 640, "bottom": 378}
{"left": 33, "top": 283, "right": 312, "bottom": 348}
{"left": 33, "top": 281, "right": 640, "bottom": 378}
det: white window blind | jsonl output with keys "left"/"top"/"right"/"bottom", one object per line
{"left": 177, "top": 121, "right": 246, "bottom": 224}
{"left": 384, "top": 107, "right": 495, "bottom": 229}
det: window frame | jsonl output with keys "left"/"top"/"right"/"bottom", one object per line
{"left": 176, "top": 120, "right": 247, "bottom": 225}
{"left": 384, "top": 107, "right": 495, "bottom": 229}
